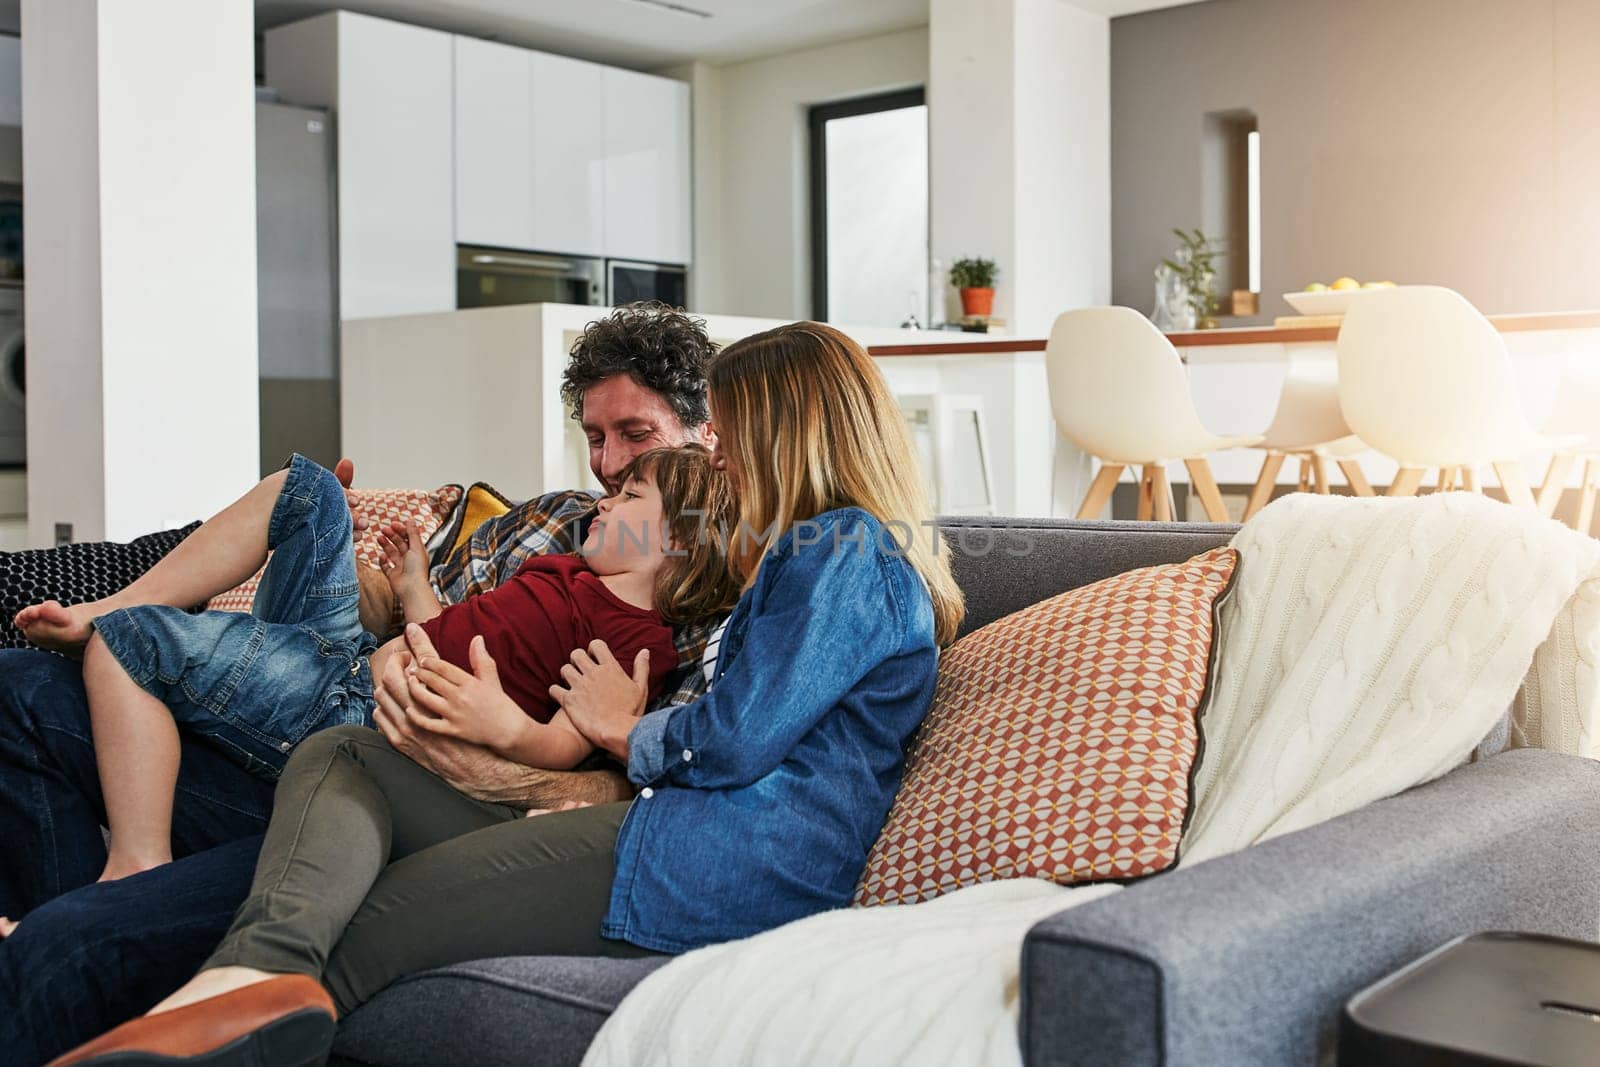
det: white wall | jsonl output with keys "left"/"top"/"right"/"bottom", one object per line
{"left": 928, "top": 0, "right": 1111, "bottom": 515}
{"left": 930, "top": 0, "right": 1110, "bottom": 337}
{"left": 1012, "top": 0, "right": 1110, "bottom": 330}
{"left": 928, "top": 0, "right": 1016, "bottom": 325}
{"left": 24, "top": 0, "right": 260, "bottom": 543}
{"left": 686, "top": 27, "right": 929, "bottom": 320}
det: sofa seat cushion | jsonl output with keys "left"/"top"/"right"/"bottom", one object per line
{"left": 856, "top": 546, "right": 1239, "bottom": 907}
{"left": 333, "top": 955, "right": 668, "bottom": 1067}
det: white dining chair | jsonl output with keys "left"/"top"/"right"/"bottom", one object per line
{"left": 1046, "top": 307, "right": 1262, "bottom": 522}
{"left": 1244, "top": 357, "right": 1372, "bottom": 520}
{"left": 898, "top": 393, "right": 997, "bottom": 517}
{"left": 1530, "top": 364, "right": 1600, "bottom": 532}
{"left": 1337, "top": 286, "right": 1581, "bottom": 505}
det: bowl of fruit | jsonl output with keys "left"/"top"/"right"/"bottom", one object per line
{"left": 1283, "top": 278, "right": 1397, "bottom": 316}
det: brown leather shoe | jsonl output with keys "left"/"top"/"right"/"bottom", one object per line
{"left": 47, "top": 974, "right": 336, "bottom": 1066}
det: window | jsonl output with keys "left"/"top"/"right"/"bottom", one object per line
{"left": 809, "top": 89, "right": 928, "bottom": 327}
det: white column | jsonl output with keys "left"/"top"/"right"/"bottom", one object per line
{"left": 929, "top": 0, "right": 1110, "bottom": 516}
{"left": 23, "top": 0, "right": 260, "bottom": 544}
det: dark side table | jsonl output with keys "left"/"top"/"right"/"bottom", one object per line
{"left": 1341, "top": 932, "right": 1600, "bottom": 1066}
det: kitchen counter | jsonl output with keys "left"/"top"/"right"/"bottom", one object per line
{"left": 340, "top": 304, "right": 1600, "bottom": 520}
{"left": 866, "top": 309, "right": 1600, "bottom": 356}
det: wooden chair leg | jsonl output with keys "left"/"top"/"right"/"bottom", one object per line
{"left": 1538, "top": 454, "right": 1575, "bottom": 518}
{"left": 1075, "top": 462, "right": 1124, "bottom": 520}
{"left": 1245, "top": 453, "right": 1286, "bottom": 520}
{"left": 1150, "top": 464, "right": 1173, "bottom": 522}
{"left": 1137, "top": 466, "right": 1155, "bottom": 521}
{"left": 1578, "top": 460, "right": 1598, "bottom": 535}
{"left": 1337, "top": 458, "right": 1374, "bottom": 497}
{"left": 1387, "top": 467, "right": 1425, "bottom": 497}
{"left": 1311, "top": 454, "right": 1329, "bottom": 495}
{"left": 1492, "top": 460, "right": 1537, "bottom": 509}
{"left": 1297, "top": 455, "right": 1311, "bottom": 492}
{"left": 1184, "top": 457, "right": 1231, "bottom": 523}
{"left": 1436, "top": 467, "right": 1456, "bottom": 493}
{"left": 1463, "top": 466, "right": 1482, "bottom": 494}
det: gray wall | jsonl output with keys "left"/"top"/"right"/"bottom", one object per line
{"left": 1112, "top": 0, "right": 1600, "bottom": 323}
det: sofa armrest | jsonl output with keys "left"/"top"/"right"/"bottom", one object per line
{"left": 1019, "top": 748, "right": 1600, "bottom": 1067}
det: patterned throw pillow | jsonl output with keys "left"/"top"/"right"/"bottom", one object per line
{"left": 0, "top": 523, "right": 202, "bottom": 650}
{"left": 855, "top": 546, "right": 1239, "bottom": 908}
{"left": 426, "top": 481, "right": 515, "bottom": 568}
{"left": 208, "top": 485, "right": 463, "bottom": 613}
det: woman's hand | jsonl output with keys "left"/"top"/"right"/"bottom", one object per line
{"left": 398, "top": 625, "right": 530, "bottom": 756}
{"left": 550, "top": 640, "right": 651, "bottom": 761}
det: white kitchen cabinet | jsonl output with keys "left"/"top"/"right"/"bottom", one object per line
{"left": 603, "top": 68, "right": 691, "bottom": 265}
{"left": 266, "top": 12, "right": 455, "bottom": 320}
{"left": 454, "top": 37, "right": 534, "bottom": 251}
{"left": 531, "top": 52, "right": 606, "bottom": 258}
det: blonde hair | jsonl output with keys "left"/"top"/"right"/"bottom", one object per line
{"left": 707, "top": 322, "right": 965, "bottom": 644}
{"left": 616, "top": 445, "right": 741, "bottom": 625}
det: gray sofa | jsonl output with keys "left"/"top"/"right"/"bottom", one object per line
{"left": 332, "top": 517, "right": 1600, "bottom": 1066}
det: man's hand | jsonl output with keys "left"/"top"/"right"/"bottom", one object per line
{"left": 333, "top": 457, "right": 369, "bottom": 536}
{"left": 550, "top": 640, "right": 651, "bottom": 761}
{"left": 373, "top": 643, "right": 630, "bottom": 808}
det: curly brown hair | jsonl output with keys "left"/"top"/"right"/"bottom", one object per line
{"left": 561, "top": 301, "right": 716, "bottom": 429}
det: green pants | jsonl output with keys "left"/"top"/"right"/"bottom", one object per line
{"left": 205, "top": 725, "right": 656, "bottom": 1015}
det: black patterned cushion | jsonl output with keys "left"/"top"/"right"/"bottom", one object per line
{"left": 0, "top": 523, "right": 201, "bottom": 650}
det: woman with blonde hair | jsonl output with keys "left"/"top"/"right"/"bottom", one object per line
{"left": 53, "top": 322, "right": 961, "bottom": 1067}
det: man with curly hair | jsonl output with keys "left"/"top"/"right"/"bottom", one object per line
{"left": 0, "top": 302, "right": 720, "bottom": 1064}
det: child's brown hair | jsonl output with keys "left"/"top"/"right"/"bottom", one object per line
{"left": 615, "top": 444, "right": 740, "bottom": 624}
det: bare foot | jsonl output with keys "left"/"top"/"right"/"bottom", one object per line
{"left": 148, "top": 965, "right": 279, "bottom": 1017}
{"left": 0, "top": 916, "right": 16, "bottom": 938}
{"left": 14, "top": 600, "right": 100, "bottom": 653}
{"left": 98, "top": 852, "right": 171, "bottom": 883}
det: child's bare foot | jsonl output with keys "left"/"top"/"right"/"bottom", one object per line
{"left": 14, "top": 600, "right": 100, "bottom": 653}
{"left": 148, "top": 965, "right": 280, "bottom": 1016}
{"left": 0, "top": 916, "right": 16, "bottom": 938}
{"left": 98, "top": 851, "right": 171, "bottom": 883}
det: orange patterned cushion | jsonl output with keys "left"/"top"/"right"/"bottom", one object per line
{"left": 207, "top": 485, "right": 464, "bottom": 614}
{"left": 854, "top": 546, "right": 1239, "bottom": 907}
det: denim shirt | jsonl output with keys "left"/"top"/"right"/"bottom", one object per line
{"left": 603, "top": 507, "right": 939, "bottom": 953}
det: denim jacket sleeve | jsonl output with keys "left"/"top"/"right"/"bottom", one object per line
{"left": 632, "top": 521, "right": 906, "bottom": 791}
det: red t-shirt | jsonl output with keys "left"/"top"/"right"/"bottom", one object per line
{"left": 416, "top": 554, "right": 677, "bottom": 723}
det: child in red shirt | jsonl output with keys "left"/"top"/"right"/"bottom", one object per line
{"left": 13, "top": 445, "right": 736, "bottom": 885}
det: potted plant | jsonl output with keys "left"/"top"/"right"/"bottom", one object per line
{"left": 949, "top": 257, "right": 998, "bottom": 318}
{"left": 1160, "top": 229, "right": 1225, "bottom": 329}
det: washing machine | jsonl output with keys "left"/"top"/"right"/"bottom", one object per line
{"left": 0, "top": 287, "right": 23, "bottom": 467}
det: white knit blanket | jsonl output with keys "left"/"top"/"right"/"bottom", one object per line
{"left": 585, "top": 494, "right": 1600, "bottom": 1066}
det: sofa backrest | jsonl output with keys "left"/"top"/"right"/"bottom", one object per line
{"left": 937, "top": 516, "right": 1239, "bottom": 639}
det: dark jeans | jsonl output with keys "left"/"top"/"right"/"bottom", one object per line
{"left": 0, "top": 647, "right": 274, "bottom": 1063}
{"left": 207, "top": 725, "right": 654, "bottom": 1017}
{"left": 0, "top": 837, "right": 263, "bottom": 1066}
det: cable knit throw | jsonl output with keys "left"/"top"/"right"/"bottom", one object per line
{"left": 585, "top": 493, "right": 1600, "bottom": 1066}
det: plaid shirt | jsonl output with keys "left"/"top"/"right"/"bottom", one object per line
{"left": 428, "top": 488, "right": 717, "bottom": 708}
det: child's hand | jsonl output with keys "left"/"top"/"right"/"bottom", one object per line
{"left": 376, "top": 522, "right": 430, "bottom": 596}
{"left": 404, "top": 630, "right": 529, "bottom": 755}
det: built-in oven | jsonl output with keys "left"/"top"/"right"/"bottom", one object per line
{"left": 607, "top": 259, "right": 688, "bottom": 309}
{"left": 456, "top": 246, "right": 605, "bottom": 309}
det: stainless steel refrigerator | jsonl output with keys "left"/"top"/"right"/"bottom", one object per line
{"left": 256, "top": 99, "right": 339, "bottom": 477}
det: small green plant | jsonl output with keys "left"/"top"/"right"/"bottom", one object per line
{"left": 1161, "top": 229, "right": 1226, "bottom": 320}
{"left": 949, "top": 257, "right": 998, "bottom": 289}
